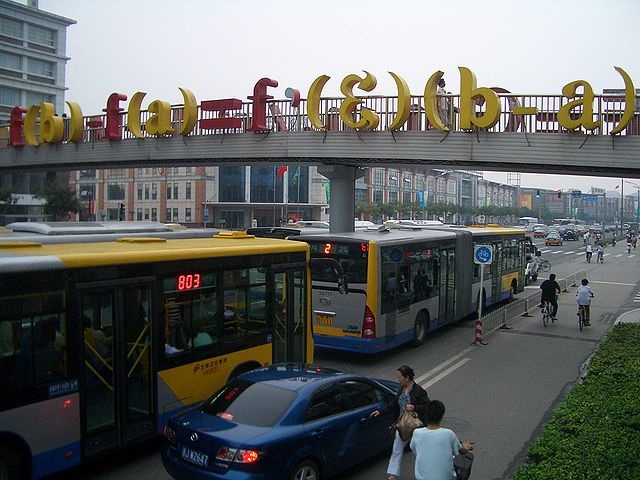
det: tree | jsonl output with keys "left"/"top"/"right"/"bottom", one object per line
{"left": 0, "top": 187, "right": 16, "bottom": 224}
{"left": 34, "top": 183, "right": 81, "bottom": 221}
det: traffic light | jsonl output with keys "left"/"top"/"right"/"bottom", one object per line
{"left": 118, "top": 203, "right": 125, "bottom": 221}
{"left": 557, "top": 190, "right": 562, "bottom": 199}
{"left": 535, "top": 189, "right": 540, "bottom": 198}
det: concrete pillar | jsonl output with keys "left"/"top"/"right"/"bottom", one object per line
{"left": 316, "top": 165, "right": 364, "bottom": 233}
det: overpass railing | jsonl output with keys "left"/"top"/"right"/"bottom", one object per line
{"left": 1, "top": 94, "right": 639, "bottom": 147}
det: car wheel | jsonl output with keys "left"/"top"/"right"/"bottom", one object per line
{"left": 289, "top": 459, "right": 320, "bottom": 480}
{"left": 0, "top": 443, "right": 24, "bottom": 480}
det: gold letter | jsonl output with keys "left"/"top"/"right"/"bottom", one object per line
{"left": 23, "top": 104, "right": 40, "bottom": 146}
{"left": 558, "top": 80, "right": 600, "bottom": 131}
{"left": 610, "top": 66, "right": 636, "bottom": 135}
{"left": 127, "top": 91, "right": 146, "bottom": 138}
{"left": 387, "top": 72, "right": 412, "bottom": 131}
{"left": 178, "top": 87, "right": 198, "bottom": 136}
{"left": 307, "top": 75, "right": 331, "bottom": 130}
{"left": 459, "top": 67, "right": 501, "bottom": 130}
{"left": 66, "top": 101, "right": 84, "bottom": 143}
{"left": 40, "top": 102, "right": 64, "bottom": 143}
{"left": 146, "top": 100, "right": 174, "bottom": 136}
{"left": 339, "top": 71, "right": 379, "bottom": 130}
{"left": 424, "top": 70, "right": 448, "bottom": 131}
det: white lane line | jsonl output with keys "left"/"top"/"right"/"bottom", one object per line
{"left": 421, "top": 358, "right": 471, "bottom": 389}
{"left": 550, "top": 251, "right": 563, "bottom": 255}
{"left": 589, "top": 280, "right": 638, "bottom": 286}
{"left": 415, "top": 347, "right": 473, "bottom": 384}
{"left": 563, "top": 251, "right": 575, "bottom": 255}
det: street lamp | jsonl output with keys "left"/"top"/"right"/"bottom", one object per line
{"left": 625, "top": 180, "right": 640, "bottom": 232}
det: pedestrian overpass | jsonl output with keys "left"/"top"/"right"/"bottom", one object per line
{"left": 2, "top": 71, "right": 640, "bottom": 231}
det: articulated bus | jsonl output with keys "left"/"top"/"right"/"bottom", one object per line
{"left": 0, "top": 222, "right": 314, "bottom": 479}
{"left": 294, "top": 225, "right": 527, "bottom": 354}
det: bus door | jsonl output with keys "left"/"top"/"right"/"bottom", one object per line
{"left": 271, "top": 263, "right": 307, "bottom": 363}
{"left": 438, "top": 249, "right": 456, "bottom": 325}
{"left": 77, "top": 279, "right": 155, "bottom": 458}
{"left": 490, "top": 242, "right": 501, "bottom": 302}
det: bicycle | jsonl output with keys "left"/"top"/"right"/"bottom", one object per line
{"left": 597, "top": 251, "right": 604, "bottom": 263}
{"left": 577, "top": 304, "right": 589, "bottom": 331}
{"left": 541, "top": 301, "right": 554, "bottom": 327}
{"left": 539, "top": 259, "right": 551, "bottom": 272}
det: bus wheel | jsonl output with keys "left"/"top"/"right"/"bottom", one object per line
{"left": 412, "top": 311, "right": 429, "bottom": 346}
{"left": 0, "top": 444, "right": 23, "bottom": 480}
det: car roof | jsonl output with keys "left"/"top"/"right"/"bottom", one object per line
{"left": 236, "top": 363, "right": 354, "bottom": 392}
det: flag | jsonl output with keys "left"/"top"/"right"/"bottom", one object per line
{"left": 276, "top": 165, "right": 287, "bottom": 177}
{"left": 291, "top": 166, "right": 300, "bottom": 186}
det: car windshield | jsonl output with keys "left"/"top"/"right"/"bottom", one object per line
{"left": 201, "top": 378, "right": 296, "bottom": 427}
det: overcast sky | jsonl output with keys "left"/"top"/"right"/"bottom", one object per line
{"left": 37, "top": 0, "right": 640, "bottom": 192}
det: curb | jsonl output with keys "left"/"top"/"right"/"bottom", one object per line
{"left": 614, "top": 307, "right": 640, "bottom": 325}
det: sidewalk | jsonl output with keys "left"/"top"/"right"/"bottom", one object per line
{"left": 614, "top": 307, "right": 640, "bottom": 324}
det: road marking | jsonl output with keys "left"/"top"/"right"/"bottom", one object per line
{"left": 420, "top": 358, "right": 471, "bottom": 389}
{"left": 550, "top": 251, "right": 563, "bottom": 255}
{"left": 588, "top": 280, "right": 637, "bottom": 286}
{"left": 415, "top": 347, "right": 473, "bottom": 384}
{"left": 563, "top": 251, "right": 575, "bottom": 255}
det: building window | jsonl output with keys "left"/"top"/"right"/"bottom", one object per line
{"left": 136, "top": 208, "right": 143, "bottom": 221}
{"left": 25, "top": 91, "right": 54, "bottom": 106}
{"left": 0, "top": 18, "right": 22, "bottom": 38}
{"left": 27, "top": 57, "right": 54, "bottom": 78}
{"left": 389, "top": 191, "right": 398, "bottom": 203}
{"left": 416, "top": 175, "right": 425, "bottom": 191}
{"left": 151, "top": 208, "right": 157, "bottom": 221}
{"left": 373, "top": 168, "right": 384, "bottom": 186}
{"left": 166, "top": 184, "right": 171, "bottom": 199}
{"left": 287, "top": 166, "right": 308, "bottom": 204}
{"left": 250, "top": 167, "right": 283, "bottom": 203}
{"left": 173, "top": 183, "right": 178, "bottom": 199}
{"left": 144, "top": 208, "right": 149, "bottom": 220}
{"left": 0, "top": 86, "right": 20, "bottom": 106}
{"left": 185, "top": 208, "right": 192, "bottom": 222}
{"left": 107, "top": 169, "right": 127, "bottom": 179}
{"left": 144, "top": 184, "right": 149, "bottom": 200}
{"left": 355, "top": 188, "right": 367, "bottom": 202}
{"left": 388, "top": 170, "right": 399, "bottom": 187}
{"left": 185, "top": 182, "right": 191, "bottom": 200}
{"left": 373, "top": 189, "right": 383, "bottom": 203}
{"left": 0, "top": 51, "right": 21, "bottom": 71}
{"left": 165, "top": 208, "right": 171, "bottom": 222}
{"left": 107, "top": 183, "right": 125, "bottom": 201}
{"left": 403, "top": 191, "right": 412, "bottom": 203}
{"left": 151, "top": 183, "right": 157, "bottom": 200}
{"left": 172, "top": 208, "right": 179, "bottom": 223}
{"left": 28, "top": 25, "right": 55, "bottom": 47}
{"left": 221, "top": 166, "right": 246, "bottom": 202}
{"left": 186, "top": 167, "right": 192, "bottom": 174}
{"left": 137, "top": 183, "right": 143, "bottom": 201}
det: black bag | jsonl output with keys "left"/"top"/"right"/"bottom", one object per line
{"left": 453, "top": 452, "right": 474, "bottom": 480}
{"left": 392, "top": 410, "right": 423, "bottom": 441}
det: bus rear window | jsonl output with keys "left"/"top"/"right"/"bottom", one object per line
{"left": 307, "top": 241, "right": 367, "bottom": 283}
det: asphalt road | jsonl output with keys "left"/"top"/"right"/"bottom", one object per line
{"left": 53, "top": 239, "right": 640, "bottom": 480}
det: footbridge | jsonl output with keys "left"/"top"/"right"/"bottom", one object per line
{"left": 2, "top": 72, "right": 640, "bottom": 231}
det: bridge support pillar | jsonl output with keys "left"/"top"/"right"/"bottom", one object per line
{"left": 316, "top": 165, "right": 365, "bottom": 233}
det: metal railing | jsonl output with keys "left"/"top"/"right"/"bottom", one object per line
{"left": 2, "top": 93, "right": 639, "bottom": 148}
{"left": 481, "top": 269, "right": 588, "bottom": 336}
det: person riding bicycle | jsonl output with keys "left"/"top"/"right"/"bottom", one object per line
{"left": 627, "top": 236, "right": 632, "bottom": 254}
{"left": 585, "top": 244, "right": 593, "bottom": 263}
{"left": 576, "top": 278, "right": 594, "bottom": 326}
{"left": 540, "top": 273, "right": 561, "bottom": 320}
{"left": 596, "top": 244, "right": 604, "bottom": 263}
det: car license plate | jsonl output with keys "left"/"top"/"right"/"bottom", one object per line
{"left": 181, "top": 446, "right": 209, "bottom": 467}
{"left": 315, "top": 313, "right": 334, "bottom": 326}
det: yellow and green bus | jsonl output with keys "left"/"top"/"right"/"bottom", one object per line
{"left": 294, "top": 224, "right": 527, "bottom": 354}
{"left": 0, "top": 222, "right": 314, "bottom": 479}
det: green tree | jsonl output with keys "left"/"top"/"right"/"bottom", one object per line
{"left": 34, "top": 183, "right": 81, "bottom": 221}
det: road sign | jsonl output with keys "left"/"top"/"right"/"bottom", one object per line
{"left": 474, "top": 245, "right": 493, "bottom": 264}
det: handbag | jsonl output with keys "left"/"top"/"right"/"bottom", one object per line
{"left": 392, "top": 409, "right": 423, "bottom": 441}
{"left": 453, "top": 451, "right": 474, "bottom": 480}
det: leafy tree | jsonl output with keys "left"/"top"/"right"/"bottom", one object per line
{"left": 34, "top": 183, "right": 81, "bottom": 221}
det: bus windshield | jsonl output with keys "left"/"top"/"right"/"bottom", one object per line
{"left": 307, "top": 240, "right": 368, "bottom": 283}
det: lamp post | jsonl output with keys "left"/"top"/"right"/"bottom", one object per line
{"left": 625, "top": 180, "right": 640, "bottom": 233}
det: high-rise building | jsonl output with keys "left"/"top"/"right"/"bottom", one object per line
{"left": 0, "top": 0, "right": 75, "bottom": 221}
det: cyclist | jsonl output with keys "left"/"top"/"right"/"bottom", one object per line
{"left": 540, "top": 273, "right": 561, "bottom": 320}
{"left": 627, "top": 236, "right": 632, "bottom": 254}
{"left": 596, "top": 243, "right": 604, "bottom": 263}
{"left": 585, "top": 243, "right": 593, "bottom": 263}
{"left": 576, "top": 278, "right": 594, "bottom": 326}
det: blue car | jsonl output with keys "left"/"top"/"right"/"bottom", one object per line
{"left": 162, "top": 364, "right": 399, "bottom": 480}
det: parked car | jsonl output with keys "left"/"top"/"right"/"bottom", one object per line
{"left": 162, "top": 364, "right": 400, "bottom": 480}
{"left": 545, "top": 232, "right": 563, "bottom": 246}
{"left": 561, "top": 229, "right": 578, "bottom": 241}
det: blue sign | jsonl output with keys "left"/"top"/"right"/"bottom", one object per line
{"left": 474, "top": 245, "right": 493, "bottom": 264}
{"left": 204, "top": 207, "right": 209, "bottom": 221}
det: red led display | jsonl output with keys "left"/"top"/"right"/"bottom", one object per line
{"left": 177, "top": 273, "right": 201, "bottom": 291}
